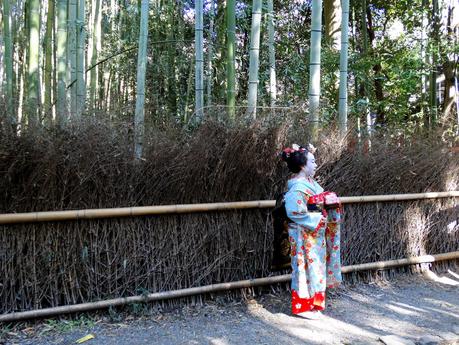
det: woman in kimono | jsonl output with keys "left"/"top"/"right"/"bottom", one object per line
{"left": 281, "top": 144, "right": 342, "bottom": 319}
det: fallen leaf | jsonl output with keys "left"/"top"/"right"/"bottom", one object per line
{"left": 75, "top": 334, "right": 95, "bottom": 344}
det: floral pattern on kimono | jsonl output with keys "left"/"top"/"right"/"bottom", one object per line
{"left": 284, "top": 176, "right": 342, "bottom": 314}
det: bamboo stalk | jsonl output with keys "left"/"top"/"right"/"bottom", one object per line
{"left": 195, "top": 0, "right": 204, "bottom": 121}
{"left": 133, "top": 0, "right": 149, "bottom": 159}
{"left": 1, "top": 251, "right": 457, "bottom": 322}
{"left": 338, "top": 0, "right": 349, "bottom": 135}
{"left": 0, "top": 192, "right": 458, "bottom": 225}
{"left": 226, "top": 0, "right": 236, "bottom": 119}
{"left": 246, "top": 0, "right": 263, "bottom": 118}
{"left": 308, "top": 0, "right": 323, "bottom": 141}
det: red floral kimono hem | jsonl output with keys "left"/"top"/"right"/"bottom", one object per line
{"left": 291, "top": 290, "right": 325, "bottom": 314}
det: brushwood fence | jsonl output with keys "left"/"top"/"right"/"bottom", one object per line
{"left": 1, "top": 193, "right": 458, "bottom": 314}
{"left": 0, "top": 119, "right": 458, "bottom": 314}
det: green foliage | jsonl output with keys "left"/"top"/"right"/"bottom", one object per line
{"left": 1, "top": 0, "right": 457, "bottom": 132}
{"left": 378, "top": 39, "right": 424, "bottom": 124}
{"left": 108, "top": 306, "right": 123, "bottom": 322}
{"left": 39, "top": 315, "right": 95, "bottom": 335}
{"left": 0, "top": 323, "right": 13, "bottom": 340}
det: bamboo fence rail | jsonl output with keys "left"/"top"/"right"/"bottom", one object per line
{"left": 1, "top": 191, "right": 458, "bottom": 225}
{"left": 1, "top": 251, "right": 458, "bottom": 322}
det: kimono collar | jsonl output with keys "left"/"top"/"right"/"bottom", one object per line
{"left": 287, "top": 176, "right": 323, "bottom": 195}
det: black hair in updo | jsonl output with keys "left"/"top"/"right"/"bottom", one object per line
{"left": 281, "top": 149, "right": 307, "bottom": 173}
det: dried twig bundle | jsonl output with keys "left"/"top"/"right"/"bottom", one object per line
{"left": 0, "top": 115, "right": 457, "bottom": 313}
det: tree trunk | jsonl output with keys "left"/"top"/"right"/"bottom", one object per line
{"left": 442, "top": 61, "right": 456, "bottom": 120}
{"left": 215, "top": 0, "right": 227, "bottom": 103}
{"left": 89, "top": 0, "right": 101, "bottom": 112}
{"left": 350, "top": 0, "right": 359, "bottom": 107}
{"left": 68, "top": 0, "right": 77, "bottom": 116}
{"left": 206, "top": 0, "right": 216, "bottom": 107}
{"left": 27, "top": 0, "right": 41, "bottom": 126}
{"left": 360, "top": 0, "right": 372, "bottom": 135}
{"left": 440, "top": 4, "right": 457, "bottom": 121}
{"left": 338, "top": 0, "right": 349, "bottom": 135}
{"left": 56, "top": 0, "right": 67, "bottom": 124}
{"left": 0, "top": 27, "right": 3, "bottom": 89}
{"left": 456, "top": 76, "right": 459, "bottom": 135}
{"left": 175, "top": 0, "right": 188, "bottom": 120}
{"left": 16, "top": 0, "right": 27, "bottom": 127}
{"left": 195, "top": 0, "right": 204, "bottom": 122}
{"left": 308, "top": 0, "right": 323, "bottom": 140}
{"left": 76, "top": 0, "right": 86, "bottom": 116}
{"left": 247, "top": 0, "right": 262, "bottom": 118}
{"left": 429, "top": 0, "right": 440, "bottom": 127}
{"left": 247, "top": 0, "right": 262, "bottom": 119}
{"left": 44, "top": 0, "right": 54, "bottom": 124}
{"left": 421, "top": 0, "right": 429, "bottom": 127}
{"left": 2, "top": 0, "right": 15, "bottom": 127}
{"left": 100, "top": 4, "right": 110, "bottom": 113}
{"left": 166, "top": 3, "right": 177, "bottom": 118}
{"left": 360, "top": 0, "right": 368, "bottom": 93}
{"left": 324, "top": 0, "right": 341, "bottom": 49}
{"left": 11, "top": 0, "right": 19, "bottom": 120}
{"left": 226, "top": 0, "right": 236, "bottom": 119}
{"left": 134, "top": 0, "right": 149, "bottom": 159}
{"left": 239, "top": 28, "right": 249, "bottom": 100}
{"left": 184, "top": 59, "right": 194, "bottom": 124}
{"left": 366, "top": 6, "right": 384, "bottom": 124}
{"left": 267, "top": 0, "right": 277, "bottom": 108}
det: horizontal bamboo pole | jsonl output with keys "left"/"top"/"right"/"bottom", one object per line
{"left": 339, "top": 191, "right": 459, "bottom": 204}
{"left": 1, "top": 251, "right": 458, "bottom": 323}
{"left": 0, "top": 201, "right": 274, "bottom": 225}
{"left": 340, "top": 251, "right": 459, "bottom": 273}
{"left": 0, "top": 191, "right": 458, "bottom": 225}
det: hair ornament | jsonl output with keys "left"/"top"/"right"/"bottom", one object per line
{"left": 281, "top": 143, "right": 306, "bottom": 159}
{"left": 307, "top": 143, "right": 317, "bottom": 154}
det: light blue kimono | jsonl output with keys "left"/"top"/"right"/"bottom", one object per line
{"left": 284, "top": 176, "right": 342, "bottom": 313}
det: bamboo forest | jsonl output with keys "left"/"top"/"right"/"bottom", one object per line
{"left": 0, "top": 0, "right": 459, "bottom": 342}
{"left": 1, "top": 0, "right": 458, "bottom": 138}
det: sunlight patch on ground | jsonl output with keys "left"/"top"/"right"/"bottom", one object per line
{"left": 248, "top": 307, "right": 380, "bottom": 343}
{"left": 423, "top": 270, "right": 459, "bottom": 286}
{"left": 361, "top": 315, "right": 426, "bottom": 338}
{"left": 302, "top": 314, "right": 380, "bottom": 339}
{"left": 420, "top": 304, "right": 459, "bottom": 319}
{"left": 247, "top": 289, "right": 454, "bottom": 341}
{"left": 392, "top": 302, "right": 428, "bottom": 313}
{"left": 386, "top": 303, "right": 421, "bottom": 316}
{"left": 447, "top": 270, "right": 459, "bottom": 279}
{"left": 208, "top": 337, "right": 230, "bottom": 345}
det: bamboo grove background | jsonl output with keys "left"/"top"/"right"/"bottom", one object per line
{"left": 0, "top": 0, "right": 458, "bottom": 133}
{"left": 0, "top": 116, "right": 458, "bottom": 313}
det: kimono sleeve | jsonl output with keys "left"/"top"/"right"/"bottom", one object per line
{"left": 284, "top": 190, "right": 324, "bottom": 232}
{"left": 327, "top": 208, "right": 342, "bottom": 223}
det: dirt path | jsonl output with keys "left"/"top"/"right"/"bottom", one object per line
{"left": 2, "top": 272, "right": 459, "bottom": 345}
